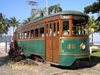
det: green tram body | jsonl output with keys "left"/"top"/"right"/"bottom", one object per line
{"left": 14, "top": 10, "right": 90, "bottom": 67}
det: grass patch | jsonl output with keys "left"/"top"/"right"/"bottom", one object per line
{"left": 5, "top": 57, "right": 20, "bottom": 66}
{"left": 90, "top": 49, "right": 100, "bottom": 62}
{"left": 92, "top": 49, "right": 100, "bottom": 52}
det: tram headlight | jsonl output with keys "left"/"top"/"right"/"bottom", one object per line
{"left": 80, "top": 43, "right": 86, "bottom": 50}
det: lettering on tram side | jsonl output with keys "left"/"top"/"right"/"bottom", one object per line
{"left": 66, "top": 44, "right": 76, "bottom": 49}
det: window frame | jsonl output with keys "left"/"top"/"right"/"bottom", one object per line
{"left": 40, "top": 27, "right": 44, "bottom": 37}
{"left": 62, "top": 20, "right": 72, "bottom": 37}
{"left": 35, "top": 25, "right": 39, "bottom": 38}
{"left": 72, "top": 19, "right": 88, "bottom": 36}
{"left": 30, "top": 29, "right": 34, "bottom": 38}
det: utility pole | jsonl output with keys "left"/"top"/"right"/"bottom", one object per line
{"left": 46, "top": 0, "right": 48, "bottom": 15}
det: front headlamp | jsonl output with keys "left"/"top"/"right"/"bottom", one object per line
{"left": 80, "top": 43, "right": 86, "bottom": 50}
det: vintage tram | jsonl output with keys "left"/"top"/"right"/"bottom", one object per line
{"left": 14, "top": 10, "right": 90, "bottom": 67}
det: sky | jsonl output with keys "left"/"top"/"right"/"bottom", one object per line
{"left": 0, "top": 0, "right": 100, "bottom": 42}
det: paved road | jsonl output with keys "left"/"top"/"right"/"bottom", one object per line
{"left": 0, "top": 47, "right": 100, "bottom": 75}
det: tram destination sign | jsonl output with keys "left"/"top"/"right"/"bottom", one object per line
{"left": 62, "top": 15, "right": 69, "bottom": 19}
{"left": 74, "top": 16, "right": 85, "bottom": 20}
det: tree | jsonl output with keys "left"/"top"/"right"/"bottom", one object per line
{"left": 95, "top": 17, "right": 100, "bottom": 33}
{"left": 10, "top": 17, "right": 20, "bottom": 35}
{"left": 84, "top": 1, "right": 100, "bottom": 33}
{"left": 84, "top": 2, "right": 99, "bottom": 14}
{"left": 31, "top": 8, "right": 46, "bottom": 20}
{"left": 44, "top": 4, "right": 62, "bottom": 15}
{"left": 30, "top": 4, "right": 62, "bottom": 20}
{"left": 88, "top": 16, "right": 96, "bottom": 35}
{"left": 0, "top": 13, "right": 10, "bottom": 34}
{"left": 22, "top": 17, "right": 31, "bottom": 25}
{"left": 0, "top": 13, "right": 10, "bottom": 42}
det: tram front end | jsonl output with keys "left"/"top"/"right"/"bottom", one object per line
{"left": 59, "top": 37, "right": 90, "bottom": 67}
{"left": 59, "top": 19, "right": 90, "bottom": 67}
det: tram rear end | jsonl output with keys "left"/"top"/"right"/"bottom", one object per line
{"left": 59, "top": 16, "right": 90, "bottom": 68}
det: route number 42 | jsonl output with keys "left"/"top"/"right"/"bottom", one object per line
{"left": 66, "top": 44, "right": 76, "bottom": 49}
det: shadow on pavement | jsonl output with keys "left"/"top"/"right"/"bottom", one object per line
{"left": 50, "top": 60, "right": 100, "bottom": 70}
{"left": 0, "top": 55, "right": 8, "bottom": 66}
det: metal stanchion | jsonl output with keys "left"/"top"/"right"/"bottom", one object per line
{"left": 5, "top": 41, "right": 7, "bottom": 53}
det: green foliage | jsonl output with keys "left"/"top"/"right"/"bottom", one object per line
{"left": 22, "top": 17, "right": 31, "bottom": 25}
{"left": 95, "top": 18, "right": 100, "bottom": 33}
{"left": 10, "top": 17, "right": 20, "bottom": 27}
{"left": 88, "top": 16, "right": 96, "bottom": 35}
{"left": 48, "top": 4, "right": 62, "bottom": 15}
{"left": 30, "top": 4, "right": 62, "bottom": 19}
{"left": 22, "top": 4, "right": 62, "bottom": 26}
{"left": 84, "top": 1, "right": 100, "bottom": 33}
{"left": 0, "top": 13, "right": 10, "bottom": 34}
{"left": 84, "top": 2, "right": 99, "bottom": 14}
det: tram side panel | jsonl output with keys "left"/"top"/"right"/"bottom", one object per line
{"left": 15, "top": 39, "right": 45, "bottom": 60}
{"left": 59, "top": 38, "right": 89, "bottom": 66}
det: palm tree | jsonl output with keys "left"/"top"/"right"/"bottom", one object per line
{"left": 10, "top": 17, "right": 20, "bottom": 36}
{"left": 31, "top": 9, "right": 38, "bottom": 20}
{"left": 88, "top": 16, "right": 96, "bottom": 35}
{"left": 45, "top": 4, "right": 62, "bottom": 15}
{"left": 88, "top": 16, "right": 97, "bottom": 44}
{"left": 22, "top": 17, "right": 31, "bottom": 25}
{"left": 31, "top": 8, "right": 46, "bottom": 20}
{"left": 0, "top": 13, "right": 10, "bottom": 42}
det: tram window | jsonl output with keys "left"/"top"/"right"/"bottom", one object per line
{"left": 50, "top": 23, "right": 52, "bottom": 36}
{"left": 35, "top": 29, "right": 38, "bottom": 37}
{"left": 18, "top": 33, "right": 20, "bottom": 39}
{"left": 20, "top": 33, "right": 21, "bottom": 39}
{"left": 73, "top": 20, "right": 88, "bottom": 35}
{"left": 27, "top": 31, "right": 30, "bottom": 38}
{"left": 54, "top": 23, "right": 56, "bottom": 36}
{"left": 57, "top": 22, "right": 59, "bottom": 35}
{"left": 40, "top": 27, "right": 44, "bottom": 37}
{"left": 31, "top": 30, "right": 34, "bottom": 38}
{"left": 22, "top": 33, "right": 23, "bottom": 39}
{"left": 17, "top": 33, "right": 18, "bottom": 39}
{"left": 47, "top": 24, "right": 48, "bottom": 36}
{"left": 24, "top": 32, "right": 27, "bottom": 39}
{"left": 63, "top": 21, "right": 69, "bottom": 35}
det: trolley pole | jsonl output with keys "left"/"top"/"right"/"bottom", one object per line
{"left": 46, "top": 0, "right": 48, "bottom": 15}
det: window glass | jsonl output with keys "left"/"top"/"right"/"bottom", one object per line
{"left": 63, "top": 21, "right": 69, "bottom": 35}
{"left": 50, "top": 23, "right": 52, "bottom": 36}
{"left": 17, "top": 33, "right": 18, "bottom": 39}
{"left": 31, "top": 30, "right": 34, "bottom": 38}
{"left": 22, "top": 33, "right": 23, "bottom": 39}
{"left": 20, "top": 33, "right": 21, "bottom": 39}
{"left": 18, "top": 33, "right": 20, "bottom": 39}
{"left": 35, "top": 29, "right": 38, "bottom": 37}
{"left": 40, "top": 27, "right": 44, "bottom": 37}
{"left": 24, "top": 32, "right": 27, "bottom": 39}
{"left": 73, "top": 20, "right": 88, "bottom": 35}
{"left": 27, "top": 31, "right": 30, "bottom": 38}
{"left": 57, "top": 22, "right": 59, "bottom": 35}
{"left": 47, "top": 24, "right": 48, "bottom": 36}
{"left": 54, "top": 23, "right": 56, "bottom": 36}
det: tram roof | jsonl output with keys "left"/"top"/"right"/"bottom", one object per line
{"left": 17, "top": 10, "right": 88, "bottom": 29}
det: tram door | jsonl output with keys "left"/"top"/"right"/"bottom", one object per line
{"left": 46, "top": 21, "right": 59, "bottom": 63}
